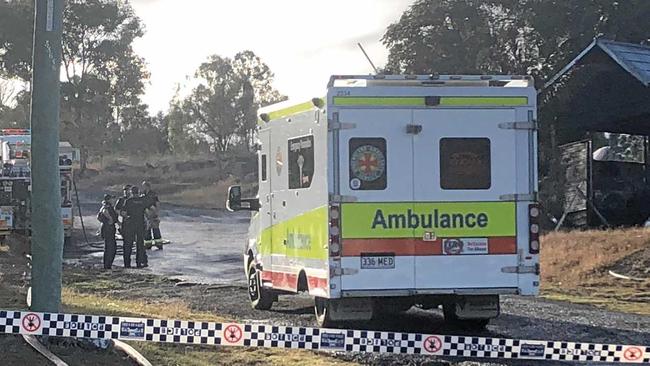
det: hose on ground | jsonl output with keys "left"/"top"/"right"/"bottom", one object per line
{"left": 71, "top": 174, "right": 90, "bottom": 246}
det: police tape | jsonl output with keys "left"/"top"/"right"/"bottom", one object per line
{"left": 1, "top": 309, "right": 648, "bottom": 364}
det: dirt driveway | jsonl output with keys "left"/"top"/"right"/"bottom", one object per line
{"left": 70, "top": 202, "right": 249, "bottom": 285}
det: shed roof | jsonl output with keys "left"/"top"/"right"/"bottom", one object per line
{"left": 544, "top": 38, "right": 650, "bottom": 90}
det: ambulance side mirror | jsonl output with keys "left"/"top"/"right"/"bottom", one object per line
{"left": 226, "top": 186, "right": 242, "bottom": 211}
{"left": 226, "top": 185, "right": 260, "bottom": 212}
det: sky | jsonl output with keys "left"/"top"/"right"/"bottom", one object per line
{"left": 130, "top": 0, "right": 413, "bottom": 114}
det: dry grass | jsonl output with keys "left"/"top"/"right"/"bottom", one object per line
{"left": 540, "top": 228, "right": 650, "bottom": 314}
{"left": 164, "top": 179, "right": 234, "bottom": 209}
{"left": 541, "top": 228, "right": 650, "bottom": 287}
{"left": 134, "top": 343, "right": 353, "bottom": 366}
{"left": 61, "top": 287, "right": 352, "bottom": 366}
{"left": 163, "top": 177, "right": 258, "bottom": 209}
{"left": 543, "top": 286, "right": 650, "bottom": 315}
{"left": 62, "top": 288, "right": 227, "bottom": 322}
{"left": 79, "top": 154, "right": 258, "bottom": 211}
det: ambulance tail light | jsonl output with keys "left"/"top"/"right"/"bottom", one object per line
{"left": 329, "top": 205, "right": 341, "bottom": 257}
{"left": 529, "top": 204, "right": 540, "bottom": 254}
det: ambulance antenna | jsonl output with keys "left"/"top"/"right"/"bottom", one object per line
{"left": 357, "top": 43, "right": 379, "bottom": 75}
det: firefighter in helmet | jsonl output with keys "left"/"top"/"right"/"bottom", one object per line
{"left": 142, "top": 181, "right": 163, "bottom": 250}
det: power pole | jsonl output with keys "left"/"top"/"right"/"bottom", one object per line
{"left": 30, "top": 0, "right": 64, "bottom": 312}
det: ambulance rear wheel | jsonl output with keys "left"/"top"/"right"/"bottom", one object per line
{"left": 247, "top": 261, "right": 273, "bottom": 310}
{"left": 315, "top": 297, "right": 338, "bottom": 328}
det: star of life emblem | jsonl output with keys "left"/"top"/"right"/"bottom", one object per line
{"left": 351, "top": 145, "right": 385, "bottom": 182}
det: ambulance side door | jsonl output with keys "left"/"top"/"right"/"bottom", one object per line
{"left": 257, "top": 128, "right": 273, "bottom": 273}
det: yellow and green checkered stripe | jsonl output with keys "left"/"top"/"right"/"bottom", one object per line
{"left": 259, "top": 206, "right": 329, "bottom": 260}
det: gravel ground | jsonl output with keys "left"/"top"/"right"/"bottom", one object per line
{"left": 67, "top": 202, "right": 650, "bottom": 366}
{"left": 196, "top": 288, "right": 650, "bottom": 366}
{"left": 62, "top": 265, "right": 650, "bottom": 366}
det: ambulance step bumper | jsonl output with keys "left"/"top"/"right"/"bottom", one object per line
{"left": 341, "top": 287, "right": 518, "bottom": 298}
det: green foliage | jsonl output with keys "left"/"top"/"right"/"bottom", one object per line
{"left": 383, "top": 0, "right": 650, "bottom": 81}
{"left": 0, "top": 90, "right": 30, "bottom": 129}
{"left": 384, "top": 1, "right": 505, "bottom": 74}
{"left": 594, "top": 133, "right": 645, "bottom": 163}
{"left": 59, "top": 0, "right": 150, "bottom": 169}
{"left": 0, "top": 0, "right": 33, "bottom": 81}
{"left": 0, "top": 0, "right": 32, "bottom": 128}
{"left": 0, "top": 0, "right": 155, "bottom": 167}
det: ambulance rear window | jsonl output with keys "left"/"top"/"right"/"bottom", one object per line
{"left": 440, "top": 138, "right": 491, "bottom": 190}
{"left": 288, "top": 136, "right": 314, "bottom": 189}
{"left": 349, "top": 138, "right": 387, "bottom": 190}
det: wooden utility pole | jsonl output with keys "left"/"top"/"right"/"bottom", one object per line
{"left": 30, "top": 0, "right": 64, "bottom": 312}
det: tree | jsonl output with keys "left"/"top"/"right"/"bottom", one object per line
{"left": 119, "top": 104, "right": 171, "bottom": 156}
{"left": 59, "top": 0, "right": 148, "bottom": 171}
{"left": 0, "top": 87, "right": 30, "bottom": 128}
{"left": 0, "top": 0, "right": 150, "bottom": 170}
{"left": 232, "top": 51, "right": 287, "bottom": 149}
{"left": 383, "top": 0, "right": 650, "bottom": 81}
{"left": 383, "top": 0, "right": 503, "bottom": 74}
{"left": 0, "top": 0, "right": 33, "bottom": 81}
{"left": 0, "top": 1, "right": 35, "bottom": 127}
{"left": 178, "top": 51, "right": 285, "bottom": 153}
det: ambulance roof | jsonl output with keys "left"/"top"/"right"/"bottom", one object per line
{"left": 328, "top": 75, "right": 534, "bottom": 88}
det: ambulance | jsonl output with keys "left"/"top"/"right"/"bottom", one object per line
{"left": 227, "top": 75, "right": 540, "bottom": 328}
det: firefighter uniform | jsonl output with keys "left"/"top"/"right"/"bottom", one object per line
{"left": 142, "top": 181, "right": 162, "bottom": 248}
{"left": 125, "top": 187, "right": 148, "bottom": 268}
{"left": 115, "top": 185, "right": 133, "bottom": 268}
{"left": 143, "top": 196, "right": 161, "bottom": 248}
{"left": 97, "top": 194, "right": 118, "bottom": 269}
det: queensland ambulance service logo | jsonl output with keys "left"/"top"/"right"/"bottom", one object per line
{"left": 351, "top": 145, "right": 385, "bottom": 182}
{"left": 275, "top": 147, "right": 283, "bottom": 175}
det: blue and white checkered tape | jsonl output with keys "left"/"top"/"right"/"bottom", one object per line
{"left": 1, "top": 310, "right": 648, "bottom": 363}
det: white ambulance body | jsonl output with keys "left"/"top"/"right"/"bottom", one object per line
{"left": 227, "top": 75, "right": 540, "bottom": 327}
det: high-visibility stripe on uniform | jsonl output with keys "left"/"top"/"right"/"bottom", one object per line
{"left": 332, "top": 96, "right": 529, "bottom": 107}
{"left": 341, "top": 236, "right": 517, "bottom": 256}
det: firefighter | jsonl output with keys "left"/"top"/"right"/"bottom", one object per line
{"left": 97, "top": 194, "right": 118, "bottom": 270}
{"left": 125, "top": 186, "right": 148, "bottom": 268}
{"left": 115, "top": 184, "right": 133, "bottom": 268}
{"left": 142, "top": 181, "right": 163, "bottom": 249}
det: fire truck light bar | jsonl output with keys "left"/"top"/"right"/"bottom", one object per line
{"left": 1, "top": 129, "right": 30, "bottom": 136}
